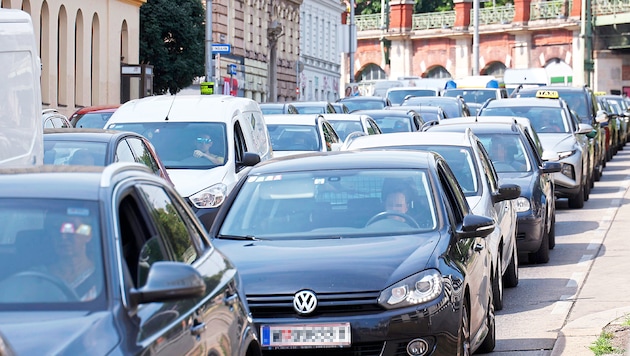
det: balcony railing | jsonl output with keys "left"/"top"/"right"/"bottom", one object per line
{"left": 411, "top": 11, "right": 456, "bottom": 30}
{"left": 530, "top": 0, "right": 571, "bottom": 19}
{"left": 470, "top": 5, "right": 516, "bottom": 25}
{"left": 593, "top": 0, "right": 630, "bottom": 16}
{"left": 355, "top": 14, "right": 383, "bottom": 31}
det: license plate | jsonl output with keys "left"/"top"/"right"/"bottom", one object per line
{"left": 260, "top": 322, "right": 351, "bottom": 348}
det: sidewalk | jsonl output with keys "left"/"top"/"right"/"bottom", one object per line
{"left": 551, "top": 168, "right": 630, "bottom": 355}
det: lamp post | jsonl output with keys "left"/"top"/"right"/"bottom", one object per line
{"left": 349, "top": 0, "right": 355, "bottom": 83}
{"left": 267, "top": 20, "right": 283, "bottom": 102}
{"left": 472, "top": 0, "right": 480, "bottom": 75}
{"left": 205, "top": 0, "right": 213, "bottom": 85}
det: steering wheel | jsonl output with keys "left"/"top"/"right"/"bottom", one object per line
{"left": 365, "top": 211, "right": 420, "bottom": 228}
{"left": 4, "top": 271, "right": 79, "bottom": 301}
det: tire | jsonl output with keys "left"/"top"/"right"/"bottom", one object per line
{"left": 583, "top": 175, "right": 590, "bottom": 202}
{"left": 503, "top": 245, "right": 519, "bottom": 288}
{"left": 594, "top": 163, "right": 602, "bottom": 181}
{"left": 568, "top": 184, "right": 585, "bottom": 209}
{"left": 459, "top": 300, "right": 471, "bottom": 356}
{"left": 530, "top": 228, "right": 550, "bottom": 264}
{"left": 492, "top": 258, "right": 504, "bottom": 311}
{"left": 477, "top": 297, "right": 496, "bottom": 353}
{"left": 548, "top": 214, "right": 556, "bottom": 250}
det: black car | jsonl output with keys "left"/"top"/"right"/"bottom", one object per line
{"left": 428, "top": 120, "right": 562, "bottom": 263}
{"left": 353, "top": 108, "right": 425, "bottom": 132}
{"left": 336, "top": 96, "right": 392, "bottom": 112}
{"left": 401, "top": 96, "right": 471, "bottom": 118}
{"left": 43, "top": 128, "right": 174, "bottom": 185}
{"left": 0, "top": 163, "right": 261, "bottom": 355}
{"left": 211, "top": 150, "right": 497, "bottom": 355}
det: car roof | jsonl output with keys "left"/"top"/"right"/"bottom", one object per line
{"left": 354, "top": 109, "right": 410, "bottom": 117}
{"left": 338, "top": 96, "right": 388, "bottom": 102}
{"left": 518, "top": 86, "right": 585, "bottom": 93}
{"left": 263, "top": 114, "right": 323, "bottom": 125}
{"left": 483, "top": 97, "right": 562, "bottom": 108}
{"left": 348, "top": 131, "right": 471, "bottom": 149}
{"left": 320, "top": 113, "right": 369, "bottom": 122}
{"left": 43, "top": 128, "right": 137, "bottom": 142}
{"left": 252, "top": 150, "right": 436, "bottom": 174}
{"left": 71, "top": 104, "right": 120, "bottom": 116}
{"left": 108, "top": 94, "right": 259, "bottom": 123}
{"left": 428, "top": 120, "right": 523, "bottom": 135}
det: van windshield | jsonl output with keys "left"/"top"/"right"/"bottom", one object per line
{"left": 107, "top": 122, "right": 227, "bottom": 169}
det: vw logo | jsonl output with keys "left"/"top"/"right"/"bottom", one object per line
{"left": 293, "top": 290, "right": 317, "bottom": 315}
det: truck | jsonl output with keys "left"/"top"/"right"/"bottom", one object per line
{"left": 0, "top": 8, "right": 43, "bottom": 167}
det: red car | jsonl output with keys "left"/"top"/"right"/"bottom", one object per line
{"left": 69, "top": 105, "right": 120, "bottom": 128}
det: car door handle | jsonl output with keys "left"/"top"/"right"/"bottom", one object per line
{"left": 190, "top": 321, "right": 207, "bottom": 336}
{"left": 473, "top": 243, "right": 484, "bottom": 252}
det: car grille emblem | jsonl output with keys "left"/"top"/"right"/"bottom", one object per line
{"left": 293, "top": 290, "right": 317, "bottom": 315}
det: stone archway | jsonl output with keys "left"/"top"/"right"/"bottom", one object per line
{"left": 424, "top": 65, "right": 452, "bottom": 78}
{"left": 357, "top": 63, "right": 387, "bottom": 82}
{"left": 482, "top": 61, "right": 507, "bottom": 77}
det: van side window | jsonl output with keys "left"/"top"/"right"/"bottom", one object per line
{"left": 234, "top": 121, "right": 247, "bottom": 167}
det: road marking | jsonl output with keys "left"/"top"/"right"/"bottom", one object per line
{"left": 552, "top": 295, "right": 575, "bottom": 315}
{"left": 578, "top": 254, "right": 593, "bottom": 266}
{"left": 611, "top": 199, "right": 621, "bottom": 206}
{"left": 587, "top": 239, "right": 600, "bottom": 250}
{"left": 565, "top": 272, "right": 585, "bottom": 288}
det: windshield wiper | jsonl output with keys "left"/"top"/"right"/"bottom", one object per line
{"left": 217, "top": 234, "right": 260, "bottom": 241}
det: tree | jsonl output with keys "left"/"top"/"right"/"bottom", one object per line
{"left": 139, "top": 0, "right": 205, "bottom": 95}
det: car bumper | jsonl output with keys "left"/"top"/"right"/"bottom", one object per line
{"left": 516, "top": 211, "right": 544, "bottom": 253}
{"left": 254, "top": 292, "right": 461, "bottom": 355}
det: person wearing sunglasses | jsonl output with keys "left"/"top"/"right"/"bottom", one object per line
{"left": 193, "top": 133, "right": 224, "bottom": 164}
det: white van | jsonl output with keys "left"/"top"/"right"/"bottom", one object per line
{"left": 105, "top": 94, "right": 273, "bottom": 228}
{"left": 0, "top": 9, "right": 43, "bottom": 167}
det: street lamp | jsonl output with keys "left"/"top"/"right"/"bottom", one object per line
{"left": 267, "top": 20, "right": 283, "bottom": 102}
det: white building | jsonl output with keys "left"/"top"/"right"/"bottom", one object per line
{"left": 298, "top": 0, "right": 345, "bottom": 102}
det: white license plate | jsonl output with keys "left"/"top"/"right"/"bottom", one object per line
{"left": 260, "top": 322, "right": 351, "bottom": 347}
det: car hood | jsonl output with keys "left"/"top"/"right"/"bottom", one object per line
{"left": 272, "top": 150, "right": 316, "bottom": 158}
{"left": 166, "top": 166, "right": 229, "bottom": 197}
{"left": 0, "top": 311, "right": 118, "bottom": 355}
{"left": 538, "top": 133, "right": 576, "bottom": 152}
{"left": 213, "top": 234, "right": 442, "bottom": 294}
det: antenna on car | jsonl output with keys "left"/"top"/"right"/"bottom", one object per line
{"left": 164, "top": 95, "right": 176, "bottom": 121}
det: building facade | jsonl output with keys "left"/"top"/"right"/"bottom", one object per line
{"left": 297, "top": 0, "right": 345, "bottom": 102}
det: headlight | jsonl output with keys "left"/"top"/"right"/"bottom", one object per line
{"left": 189, "top": 183, "right": 228, "bottom": 209}
{"left": 561, "top": 163, "right": 575, "bottom": 179}
{"left": 557, "top": 150, "right": 576, "bottom": 159}
{"left": 515, "top": 197, "right": 531, "bottom": 213}
{"left": 378, "top": 269, "right": 442, "bottom": 309}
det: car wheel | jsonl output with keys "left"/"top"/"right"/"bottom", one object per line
{"left": 548, "top": 213, "right": 556, "bottom": 250}
{"left": 477, "top": 296, "right": 496, "bottom": 353}
{"left": 594, "top": 162, "right": 602, "bottom": 181}
{"left": 492, "top": 258, "right": 503, "bottom": 311}
{"left": 459, "top": 299, "right": 471, "bottom": 356}
{"left": 583, "top": 175, "right": 590, "bottom": 202}
{"left": 503, "top": 245, "right": 519, "bottom": 288}
{"left": 530, "top": 228, "right": 550, "bottom": 264}
{"left": 568, "top": 184, "right": 585, "bottom": 209}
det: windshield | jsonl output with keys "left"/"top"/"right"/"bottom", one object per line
{"left": 43, "top": 140, "right": 108, "bottom": 166}
{"left": 329, "top": 121, "right": 363, "bottom": 141}
{"left": 267, "top": 124, "right": 321, "bottom": 151}
{"left": 480, "top": 106, "right": 570, "bottom": 133}
{"left": 342, "top": 100, "right": 386, "bottom": 112}
{"left": 219, "top": 169, "right": 436, "bottom": 239}
{"left": 74, "top": 112, "right": 115, "bottom": 128}
{"left": 0, "top": 199, "right": 105, "bottom": 309}
{"left": 372, "top": 116, "right": 413, "bottom": 133}
{"left": 443, "top": 89, "right": 497, "bottom": 104}
{"left": 387, "top": 89, "right": 437, "bottom": 105}
{"left": 402, "top": 98, "right": 460, "bottom": 118}
{"left": 106, "top": 122, "right": 227, "bottom": 169}
{"left": 476, "top": 134, "right": 533, "bottom": 172}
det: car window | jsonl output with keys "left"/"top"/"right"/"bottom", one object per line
{"left": 436, "top": 160, "right": 466, "bottom": 224}
{"left": 126, "top": 137, "right": 160, "bottom": 175}
{"left": 219, "top": 169, "right": 437, "bottom": 238}
{"left": 476, "top": 133, "right": 532, "bottom": 172}
{"left": 116, "top": 139, "right": 136, "bottom": 164}
{"left": 75, "top": 112, "right": 115, "bottom": 129}
{"left": 475, "top": 141, "right": 500, "bottom": 192}
{"left": 330, "top": 121, "right": 363, "bottom": 141}
{"left": 322, "top": 121, "right": 339, "bottom": 150}
{"left": 267, "top": 125, "right": 320, "bottom": 151}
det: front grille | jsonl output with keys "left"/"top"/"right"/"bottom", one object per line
{"left": 262, "top": 342, "right": 386, "bottom": 356}
{"left": 248, "top": 291, "right": 383, "bottom": 318}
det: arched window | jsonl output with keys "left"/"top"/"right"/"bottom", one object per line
{"left": 357, "top": 63, "right": 386, "bottom": 82}
{"left": 425, "top": 66, "right": 451, "bottom": 78}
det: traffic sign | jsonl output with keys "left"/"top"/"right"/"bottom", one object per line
{"left": 227, "top": 64, "right": 237, "bottom": 76}
{"left": 212, "top": 44, "right": 231, "bottom": 54}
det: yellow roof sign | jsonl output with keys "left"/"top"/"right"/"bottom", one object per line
{"left": 535, "top": 90, "right": 559, "bottom": 99}
{"left": 594, "top": 91, "right": 607, "bottom": 96}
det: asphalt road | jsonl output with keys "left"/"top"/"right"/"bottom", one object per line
{"left": 488, "top": 146, "right": 630, "bottom": 355}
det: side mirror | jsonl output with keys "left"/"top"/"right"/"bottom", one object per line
{"left": 129, "top": 261, "right": 206, "bottom": 307}
{"left": 492, "top": 183, "right": 521, "bottom": 204}
{"left": 542, "top": 161, "right": 562, "bottom": 173}
{"left": 330, "top": 142, "right": 343, "bottom": 151}
{"left": 457, "top": 214, "right": 495, "bottom": 239}
{"left": 595, "top": 110, "right": 609, "bottom": 123}
{"left": 576, "top": 123, "right": 594, "bottom": 135}
{"left": 541, "top": 150, "right": 560, "bottom": 162}
{"left": 238, "top": 152, "right": 261, "bottom": 167}
{"left": 586, "top": 129, "right": 598, "bottom": 139}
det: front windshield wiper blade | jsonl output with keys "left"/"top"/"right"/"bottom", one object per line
{"left": 217, "top": 234, "right": 261, "bottom": 241}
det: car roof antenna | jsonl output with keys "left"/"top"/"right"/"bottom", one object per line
{"left": 164, "top": 95, "right": 176, "bottom": 121}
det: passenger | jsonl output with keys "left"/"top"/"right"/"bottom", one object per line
{"left": 193, "top": 133, "right": 224, "bottom": 164}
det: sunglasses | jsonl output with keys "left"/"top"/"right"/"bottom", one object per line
{"left": 196, "top": 137, "right": 212, "bottom": 144}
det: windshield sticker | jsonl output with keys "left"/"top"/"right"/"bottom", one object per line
{"left": 67, "top": 207, "right": 90, "bottom": 217}
{"left": 314, "top": 178, "right": 326, "bottom": 185}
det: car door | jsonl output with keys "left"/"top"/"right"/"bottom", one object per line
{"left": 117, "top": 182, "right": 247, "bottom": 355}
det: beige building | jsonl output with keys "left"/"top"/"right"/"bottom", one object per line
{"left": 1, "top": 0, "right": 145, "bottom": 118}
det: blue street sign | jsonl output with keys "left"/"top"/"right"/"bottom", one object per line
{"left": 212, "top": 44, "right": 231, "bottom": 54}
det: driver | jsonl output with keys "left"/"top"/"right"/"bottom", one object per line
{"left": 382, "top": 183, "right": 413, "bottom": 222}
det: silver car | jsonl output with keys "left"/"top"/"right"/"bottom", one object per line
{"left": 345, "top": 130, "right": 521, "bottom": 310}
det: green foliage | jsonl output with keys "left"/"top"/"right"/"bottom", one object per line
{"left": 589, "top": 331, "right": 623, "bottom": 355}
{"left": 140, "top": 0, "right": 206, "bottom": 95}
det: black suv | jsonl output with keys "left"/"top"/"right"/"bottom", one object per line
{"left": 516, "top": 86, "right": 608, "bottom": 182}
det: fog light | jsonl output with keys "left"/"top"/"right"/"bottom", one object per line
{"left": 407, "top": 338, "right": 429, "bottom": 356}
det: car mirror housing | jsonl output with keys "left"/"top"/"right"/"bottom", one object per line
{"left": 541, "top": 150, "right": 560, "bottom": 161}
{"left": 457, "top": 214, "right": 495, "bottom": 239}
{"left": 586, "top": 129, "right": 598, "bottom": 139}
{"left": 238, "top": 152, "right": 261, "bottom": 167}
{"left": 542, "top": 161, "right": 562, "bottom": 173}
{"left": 576, "top": 123, "right": 594, "bottom": 135}
{"left": 330, "top": 142, "right": 344, "bottom": 151}
{"left": 595, "top": 110, "right": 609, "bottom": 123}
{"left": 492, "top": 184, "right": 521, "bottom": 204}
{"left": 129, "top": 261, "right": 206, "bottom": 306}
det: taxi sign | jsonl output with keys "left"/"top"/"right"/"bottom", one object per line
{"left": 535, "top": 90, "right": 559, "bottom": 99}
{"left": 594, "top": 91, "right": 607, "bottom": 96}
